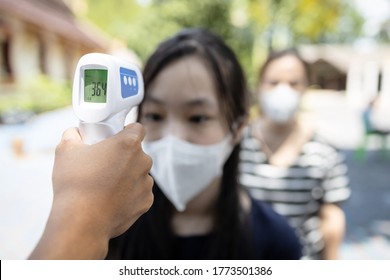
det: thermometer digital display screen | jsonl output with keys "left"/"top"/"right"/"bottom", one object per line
{"left": 84, "top": 69, "right": 108, "bottom": 103}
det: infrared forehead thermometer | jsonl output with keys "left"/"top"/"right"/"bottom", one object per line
{"left": 72, "top": 53, "right": 144, "bottom": 144}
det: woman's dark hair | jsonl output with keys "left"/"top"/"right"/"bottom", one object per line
{"left": 258, "top": 48, "right": 311, "bottom": 86}
{"left": 106, "top": 28, "right": 253, "bottom": 259}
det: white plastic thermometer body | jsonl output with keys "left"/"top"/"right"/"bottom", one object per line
{"left": 72, "top": 53, "right": 144, "bottom": 144}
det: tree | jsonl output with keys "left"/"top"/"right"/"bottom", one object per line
{"left": 247, "top": 0, "right": 364, "bottom": 49}
{"left": 244, "top": 0, "right": 363, "bottom": 85}
{"left": 82, "top": 0, "right": 364, "bottom": 87}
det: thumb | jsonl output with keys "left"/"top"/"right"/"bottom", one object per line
{"left": 57, "top": 127, "right": 83, "bottom": 150}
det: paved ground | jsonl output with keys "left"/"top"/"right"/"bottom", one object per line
{"left": 339, "top": 149, "right": 390, "bottom": 259}
{"left": 0, "top": 92, "right": 389, "bottom": 259}
{"left": 304, "top": 91, "right": 390, "bottom": 259}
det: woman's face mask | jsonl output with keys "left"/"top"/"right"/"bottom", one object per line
{"left": 260, "top": 84, "right": 301, "bottom": 123}
{"left": 142, "top": 135, "right": 233, "bottom": 211}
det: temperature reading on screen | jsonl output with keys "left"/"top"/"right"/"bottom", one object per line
{"left": 84, "top": 69, "right": 107, "bottom": 103}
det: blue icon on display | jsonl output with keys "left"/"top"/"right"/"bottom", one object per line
{"left": 120, "top": 67, "right": 138, "bottom": 98}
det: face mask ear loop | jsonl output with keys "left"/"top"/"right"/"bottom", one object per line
{"left": 166, "top": 136, "right": 180, "bottom": 209}
{"left": 230, "top": 115, "right": 248, "bottom": 145}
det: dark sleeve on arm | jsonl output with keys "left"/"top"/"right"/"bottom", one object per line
{"left": 251, "top": 200, "right": 302, "bottom": 260}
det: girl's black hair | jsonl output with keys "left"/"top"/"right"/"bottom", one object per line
{"left": 107, "top": 28, "right": 252, "bottom": 259}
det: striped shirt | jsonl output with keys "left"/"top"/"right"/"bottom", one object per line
{"left": 239, "top": 127, "right": 351, "bottom": 259}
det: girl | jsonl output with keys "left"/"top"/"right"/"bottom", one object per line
{"left": 107, "top": 29, "right": 301, "bottom": 259}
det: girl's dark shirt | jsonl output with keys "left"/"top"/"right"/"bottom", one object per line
{"left": 107, "top": 198, "right": 302, "bottom": 260}
{"left": 173, "top": 199, "right": 302, "bottom": 259}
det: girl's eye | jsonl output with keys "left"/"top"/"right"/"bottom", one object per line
{"left": 144, "top": 113, "right": 163, "bottom": 122}
{"left": 268, "top": 81, "right": 279, "bottom": 86}
{"left": 189, "top": 115, "right": 209, "bottom": 124}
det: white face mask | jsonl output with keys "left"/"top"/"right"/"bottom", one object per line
{"left": 260, "top": 84, "right": 301, "bottom": 123}
{"left": 142, "top": 135, "right": 233, "bottom": 212}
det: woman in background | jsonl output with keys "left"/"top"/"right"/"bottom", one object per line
{"left": 239, "top": 48, "right": 350, "bottom": 259}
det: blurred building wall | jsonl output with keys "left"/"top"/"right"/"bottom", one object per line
{"left": 299, "top": 44, "right": 390, "bottom": 109}
{"left": 0, "top": 0, "right": 110, "bottom": 92}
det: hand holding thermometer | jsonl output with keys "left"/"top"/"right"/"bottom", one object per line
{"left": 72, "top": 53, "right": 144, "bottom": 144}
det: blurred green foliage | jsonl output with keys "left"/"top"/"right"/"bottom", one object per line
{"left": 0, "top": 0, "right": 364, "bottom": 121}
{"left": 0, "top": 75, "right": 71, "bottom": 117}
{"left": 84, "top": 0, "right": 364, "bottom": 87}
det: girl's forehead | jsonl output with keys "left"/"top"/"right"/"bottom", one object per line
{"left": 264, "top": 56, "right": 306, "bottom": 78}
{"left": 146, "top": 56, "right": 220, "bottom": 105}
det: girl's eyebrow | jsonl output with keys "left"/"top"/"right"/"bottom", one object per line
{"left": 184, "top": 98, "right": 217, "bottom": 109}
{"left": 144, "top": 95, "right": 165, "bottom": 105}
{"left": 144, "top": 95, "right": 217, "bottom": 109}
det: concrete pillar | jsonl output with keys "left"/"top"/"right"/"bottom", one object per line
{"left": 362, "top": 60, "right": 379, "bottom": 104}
{"left": 380, "top": 60, "right": 390, "bottom": 107}
{"left": 346, "top": 61, "right": 364, "bottom": 108}
{"left": 10, "top": 19, "right": 41, "bottom": 82}
{"left": 39, "top": 32, "right": 68, "bottom": 81}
